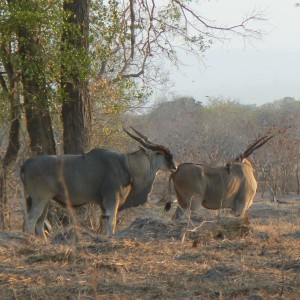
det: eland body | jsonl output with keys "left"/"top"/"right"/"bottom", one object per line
{"left": 21, "top": 127, "right": 176, "bottom": 238}
{"left": 165, "top": 135, "right": 273, "bottom": 219}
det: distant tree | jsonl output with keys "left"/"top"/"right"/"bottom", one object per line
{"left": 256, "top": 99, "right": 300, "bottom": 196}
{"left": 132, "top": 96, "right": 300, "bottom": 197}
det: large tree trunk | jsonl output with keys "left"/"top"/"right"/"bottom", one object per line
{"left": 61, "top": 0, "right": 91, "bottom": 154}
{"left": 18, "top": 28, "right": 56, "bottom": 155}
{"left": 23, "top": 92, "right": 56, "bottom": 155}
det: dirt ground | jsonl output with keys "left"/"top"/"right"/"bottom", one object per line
{"left": 0, "top": 184, "right": 300, "bottom": 299}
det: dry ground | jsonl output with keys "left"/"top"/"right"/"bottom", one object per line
{"left": 0, "top": 187, "right": 300, "bottom": 299}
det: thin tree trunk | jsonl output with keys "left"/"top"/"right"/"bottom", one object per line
{"left": 0, "top": 42, "right": 21, "bottom": 229}
{"left": 296, "top": 164, "right": 300, "bottom": 195}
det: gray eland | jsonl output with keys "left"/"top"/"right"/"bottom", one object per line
{"left": 21, "top": 127, "right": 176, "bottom": 238}
{"left": 164, "top": 135, "right": 273, "bottom": 219}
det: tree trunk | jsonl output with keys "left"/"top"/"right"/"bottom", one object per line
{"left": 18, "top": 28, "right": 56, "bottom": 155}
{"left": 61, "top": 83, "right": 91, "bottom": 154}
{"left": 0, "top": 42, "right": 21, "bottom": 229}
{"left": 23, "top": 94, "right": 56, "bottom": 155}
{"left": 61, "top": 0, "right": 91, "bottom": 154}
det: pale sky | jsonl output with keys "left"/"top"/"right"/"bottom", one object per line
{"left": 161, "top": 0, "right": 300, "bottom": 105}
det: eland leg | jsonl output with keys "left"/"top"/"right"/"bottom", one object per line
{"left": 26, "top": 197, "right": 49, "bottom": 237}
{"left": 102, "top": 195, "right": 119, "bottom": 236}
{"left": 233, "top": 196, "right": 248, "bottom": 217}
{"left": 246, "top": 195, "right": 255, "bottom": 211}
{"left": 173, "top": 205, "right": 185, "bottom": 220}
{"left": 35, "top": 203, "right": 50, "bottom": 238}
{"left": 102, "top": 186, "right": 131, "bottom": 236}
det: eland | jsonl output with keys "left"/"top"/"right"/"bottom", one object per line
{"left": 165, "top": 135, "right": 273, "bottom": 219}
{"left": 21, "top": 127, "right": 176, "bottom": 238}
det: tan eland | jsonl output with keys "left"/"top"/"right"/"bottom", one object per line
{"left": 165, "top": 135, "right": 273, "bottom": 219}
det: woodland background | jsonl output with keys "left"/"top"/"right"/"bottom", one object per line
{"left": 0, "top": 2, "right": 300, "bottom": 299}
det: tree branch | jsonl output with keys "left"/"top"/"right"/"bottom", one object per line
{"left": 0, "top": 73, "right": 8, "bottom": 92}
{"left": 129, "top": 0, "right": 135, "bottom": 58}
{"left": 173, "top": 0, "right": 264, "bottom": 38}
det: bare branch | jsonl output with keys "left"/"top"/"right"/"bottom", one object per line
{"left": 173, "top": 0, "right": 264, "bottom": 38}
{"left": 93, "top": 0, "right": 265, "bottom": 92}
{"left": 129, "top": 0, "right": 135, "bottom": 58}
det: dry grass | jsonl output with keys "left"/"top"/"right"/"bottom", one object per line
{"left": 0, "top": 192, "right": 300, "bottom": 299}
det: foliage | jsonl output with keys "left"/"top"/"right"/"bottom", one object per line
{"left": 0, "top": 0, "right": 65, "bottom": 107}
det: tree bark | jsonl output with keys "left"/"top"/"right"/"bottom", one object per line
{"left": 18, "top": 27, "right": 56, "bottom": 155}
{"left": 23, "top": 92, "right": 56, "bottom": 155}
{"left": 61, "top": 0, "right": 91, "bottom": 154}
{"left": 0, "top": 42, "right": 21, "bottom": 229}
{"left": 0, "top": 43, "right": 21, "bottom": 167}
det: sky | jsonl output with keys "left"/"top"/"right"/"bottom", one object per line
{"left": 158, "top": 0, "right": 300, "bottom": 106}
